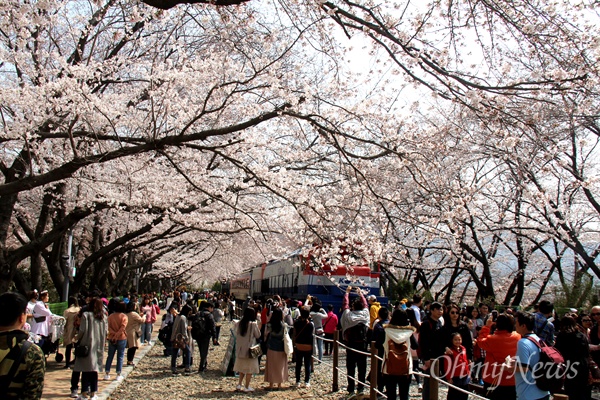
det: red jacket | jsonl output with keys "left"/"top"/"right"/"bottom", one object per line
{"left": 445, "top": 345, "right": 470, "bottom": 378}
{"left": 323, "top": 311, "right": 339, "bottom": 334}
{"left": 476, "top": 326, "right": 521, "bottom": 386}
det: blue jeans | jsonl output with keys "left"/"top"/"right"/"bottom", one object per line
{"left": 141, "top": 322, "right": 153, "bottom": 343}
{"left": 171, "top": 344, "right": 191, "bottom": 371}
{"left": 314, "top": 333, "right": 324, "bottom": 361}
{"left": 105, "top": 339, "right": 127, "bottom": 374}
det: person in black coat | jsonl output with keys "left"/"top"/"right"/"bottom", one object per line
{"left": 555, "top": 315, "right": 590, "bottom": 400}
{"left": 419, "top": 302, "right": 445, "bottom": 400}
{"left": 443, "top": 303, "right": 473, "bottom": 363}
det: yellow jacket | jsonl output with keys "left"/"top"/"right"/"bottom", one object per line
{"left": 369, "top": 302, "right": 381, "bottom": 329}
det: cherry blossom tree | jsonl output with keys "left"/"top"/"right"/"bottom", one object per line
{"left": 2, "top": 0, "right": 600, "bottom": 305}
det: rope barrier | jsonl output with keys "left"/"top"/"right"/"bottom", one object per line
{"left": 319, "top": 336, "right": 335, "bottom": 343}
{"left": 331, "top": 367, "right": 388, "bottom": 398}
{"left": 429, "top": 357, "right": 490, "bottom": 400}
{"left": 294, "top": 330, "right": 491, "bottom": 400}
{"left": 310, "top": 355, "right": 335, "bottom": 369}
{"left": 336, "top": 341, "right": 373, "bottom": 357}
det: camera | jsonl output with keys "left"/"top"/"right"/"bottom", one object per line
{"left": 491, "top": 310, "right": 498, "bottom": 322}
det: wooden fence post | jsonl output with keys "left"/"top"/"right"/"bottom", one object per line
{"left": 370, "top": 341, "right": 378, "bottom": 400}
{"left": 333, "top": 330, "right": 339, "bottom": 392}
{"left": 429, "top": 359, "right": 439, "bottom": 400}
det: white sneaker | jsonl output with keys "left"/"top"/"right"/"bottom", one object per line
{"left": 244, "top": 386, "right": 255, "bottom": 392}
{"left": 70, "top": 390, "right": 78, "bottom": 398}
{"left": 116, "top": 375, "right": 124, "bottom": 382}
{"left": 90, "top": 396, "right": 98, "bottom": 400}
{"left": 293, "top": 381, "right": 300, "bottom": 387}
{"left": 235, "top": 385, "right": 243, "bottom": 391}
{"left": 305, "top": 382, "right": 311, "bottom": 388}
{"left": 103, "top": 373, "right": 110, "bottom": 381}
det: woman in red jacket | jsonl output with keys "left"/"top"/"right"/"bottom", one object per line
{"left": 476, "top": 313, "right": 520, "bottom": 400}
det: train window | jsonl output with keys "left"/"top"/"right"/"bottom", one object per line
{"left": 261, "top": 278, "right": 269, "bottom": 294}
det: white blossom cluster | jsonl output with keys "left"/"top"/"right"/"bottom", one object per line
{"left": 1, "top": 0, "right": 599, "bottom": 303}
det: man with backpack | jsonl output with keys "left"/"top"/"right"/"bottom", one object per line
{"left": 341, "top": 286, "right": 369, "bottom": 399}
{"left": 514, "top": 311, "right": 551, "bottom": 400}
{"left": 0, "top": 292, "right": 46, "bottom": 399}
{"left": 192, "top": 302, "right": 216, "bottom": 373}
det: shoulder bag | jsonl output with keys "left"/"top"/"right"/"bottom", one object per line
{"left": 74, "top": 343, "right": 90, "bottom": 357}
{"left": 249, "top": 328, "right": 262, "bottom": 358}
{"left": 173, "top": 333, "right": 187, "bottom": 349}
{"left": 283, "top": 324, "right": 294, "bottom": 355}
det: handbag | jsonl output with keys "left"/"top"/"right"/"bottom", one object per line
{"left": 249, "top": 343, "right": 262, "bottom": 358}
{"left": 74, "top": 344, "right": 90, "bottom": 357}
{"left": 34, "top": 316, "right": 46, "bottom": 323}
{"left": 283, "top": 326, "right": 294, "bottom": 355}
{"left": 172, "top": 333, "right": 187, "bottom": 349}
{"left": 295, "top": 343, "right": 313, "bottom": 352}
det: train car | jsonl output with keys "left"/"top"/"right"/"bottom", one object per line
{"left": 247, "top": 246, "right": 387, "bottom": 313}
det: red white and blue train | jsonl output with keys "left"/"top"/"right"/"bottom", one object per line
{"left": 225, "top": 246, "right": 387, "bottom": 312}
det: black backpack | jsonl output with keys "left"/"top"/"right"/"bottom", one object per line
{"left": 191, "top": 312, "right": 208, "bottom": 340}
{"left": 344, "top": 323, "right": 368, "bottom": 347}
{"left": 158, "top": 322, "right": 173, "bottom": 344}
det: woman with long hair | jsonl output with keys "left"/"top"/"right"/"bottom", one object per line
{"left": 73, "top": 298, "right": 108, "bottom": 400}
{"left": 170, "top": 304, "right": 192, "bottom": 375}
{"left": 125, "top": 301, "right": 144, "bottom": 366}
{"left": 293, "top": 307, "right": 314, "bottom": 387}
{"left": 555, "top": 315, "right": 590, "bottom": 400}
{"left": 443, "top": 304, "right": 473, "bottom": 363}
{"left": 577, "top": 313, "right": 593, "bottom": 337}
{"left": 234, "top": 306, "right": 261, "bottom": 392}
{"left": 140, "top": 296, "right": 156, "bottom": 345}
{"left": 309, "top": 301, "right": 327, "bottom": 362}
{"left": 264, "top": 307, "right": 290, "bottom": 389}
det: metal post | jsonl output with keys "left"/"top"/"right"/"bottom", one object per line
{"left": 370, "top": 341, "right": 378, "bottom": 400}
{"left": 333, "top": 330, "right": 339, "bottom": 392}
{"left": 62, "top": 229, "right": 73, "bottom": 302}
{"left": 135, "top": 268, "right": 140, "bottom": 293}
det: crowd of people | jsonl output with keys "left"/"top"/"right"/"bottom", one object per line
{"left": 372, "top": 296, "right": 597, "bottom": 400}
{"left": 3, "top": 285, "right": 600, "bottom": 400}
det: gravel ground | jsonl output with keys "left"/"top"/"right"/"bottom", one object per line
{"left": 109, "top": 321, "right": 434, "bottom": 400}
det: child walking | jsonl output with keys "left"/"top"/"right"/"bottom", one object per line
{"left": 445, "top": 332, "right": 471, "bottom": 400}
